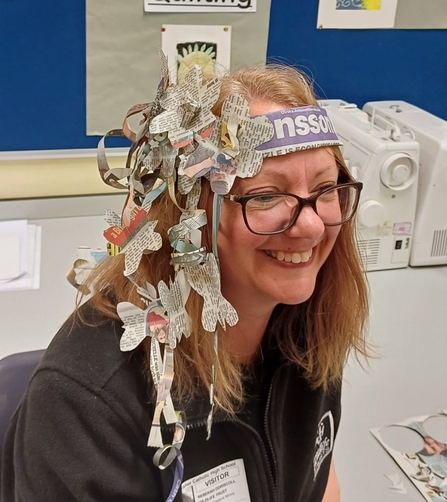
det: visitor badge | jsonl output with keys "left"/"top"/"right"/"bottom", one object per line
{"left": 182, "top": 458, "right": 251, "bottom": 501}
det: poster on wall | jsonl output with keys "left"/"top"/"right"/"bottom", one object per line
{"left": 86, "top": 0, "right": 271, "bottom": 135}
{"left": 161, "top": 25, "right": 231, "bottom": 85}
{"left": 317, "top": 0, "right": 398, "bottom": 29}
{"left": 317, "top": 0, "right": 447, "bottom": 29}
{"left": 144, "top": 0, "right": 256, "bottom": 13}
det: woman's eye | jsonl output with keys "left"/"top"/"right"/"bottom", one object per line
{"left": 257, "top": 195, "right": 275, "bottom": 202}
{"left": 248, "top": 194, "right": 284, "bottom": 210}
{"left": 313, "top": 183, "right": 337, "bottom": 194}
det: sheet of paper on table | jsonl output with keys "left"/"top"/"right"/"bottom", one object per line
{"left": 0, "top": 220, "right": 41, "bottom": 292}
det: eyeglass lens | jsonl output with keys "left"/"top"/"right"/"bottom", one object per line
{"left": 244, "top": 185, "right": 358, "bottom": 233}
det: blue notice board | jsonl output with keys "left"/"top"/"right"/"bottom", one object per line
{"left": 1, "top": 0, "right": 446, "bottom": 151}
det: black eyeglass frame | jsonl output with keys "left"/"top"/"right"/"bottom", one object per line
{"left": 223, "top": 181, "right": 363, "bottom": 235}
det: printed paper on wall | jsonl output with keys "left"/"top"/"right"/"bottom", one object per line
{"left": 161, "top": 25, "right": 231, "bottom": 85}
{"left": 145, "top": 0, "right": 256, "bottom": 13}
{"left": 317, "top": 0, "right": 398, "bottom": 29}
{"left": 318, "top": 0, "right": 447, "bottom": 29}
{"left": 86, "top": 0, "right": 271, "bottom": 135}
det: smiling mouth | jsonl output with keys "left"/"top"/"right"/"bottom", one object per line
{"left": 264, "top": 249, "right": 313, "bottom": 264}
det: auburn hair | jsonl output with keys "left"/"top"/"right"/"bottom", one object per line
{"left": 78, "top": 63, "right": 369, "bottom": 413}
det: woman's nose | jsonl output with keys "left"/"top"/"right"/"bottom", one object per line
{"left": 283, "top": 205, "right": 325, "bottom": 238}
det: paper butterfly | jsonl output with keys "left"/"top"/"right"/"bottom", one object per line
{"left": 185, "top": 253, "right": 238, "bottom": 332}
{"left": 158, "top": 270, "right": 191, "bottom": 349}
{"left": 117, "top": 301, "right": 148, "bottom": 352}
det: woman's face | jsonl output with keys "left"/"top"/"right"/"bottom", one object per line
{"left": 217, "top": 101, "right": 341, "bottom": 315}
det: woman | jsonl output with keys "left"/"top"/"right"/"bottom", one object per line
{"left": 1, "top": 62, "right": 369, "bottom": 501}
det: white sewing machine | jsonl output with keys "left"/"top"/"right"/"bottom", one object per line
{"left": 363, "top": 100, "right": 447, "bottom": 267}
{"left": 320, "top": 99, "right": 419, "bottom": 271}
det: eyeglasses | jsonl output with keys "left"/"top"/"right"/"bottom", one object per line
{"left": 223, "top": 182, "right": 363, "bottom": 235}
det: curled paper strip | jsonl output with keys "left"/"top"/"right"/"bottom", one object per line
{"left": 206, "top": 330, "right": 219, "bottom": 441}
{"left": 149, "top": 337, "right": 177, "bottom": 429}
{"left": 148, "top": 344, "right": 177, "bottom": 448}
{"left": 97, "top": 131, "right": 130, "bottom": 190}
{"left": 153, "top": 413, "right": 187, "bottom": 502}
{"left": 171, "top": 247, "right": 207, "bottom": 268}
{"left": 66, "top": 247, "right": 108, "bottom": 295}
{"left": 168, "top": 212, "right": 207, "bottom": 252}
{"left": 152, "top": 412, "right": 187, "bottom": 470}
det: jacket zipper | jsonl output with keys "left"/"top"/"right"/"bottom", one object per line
{"left": 183, "top": 365, "right": 288, "bottom": 502}
{"left": 263, "top": 363, "right": 286, "bottom": 495}
{"left": 185, "top": 416, "right": 277, "bottom": 502}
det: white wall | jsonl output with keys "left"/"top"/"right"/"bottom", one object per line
{"left": 0, "top": 194, "right": 124, "bottom": 359}
{"left": 336, "top": 265, "right": 447, "bottom": 501}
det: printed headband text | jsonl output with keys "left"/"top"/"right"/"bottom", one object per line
{"left": 255, "top": 105, "right": 342, "bottom": 157}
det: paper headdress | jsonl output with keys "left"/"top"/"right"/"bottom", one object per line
{"left": 70, "top": 53, "right": 342, "bottom": 485}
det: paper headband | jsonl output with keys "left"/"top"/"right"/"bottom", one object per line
{"left": 256, "top": 105, "right": 342, "bottom": 157}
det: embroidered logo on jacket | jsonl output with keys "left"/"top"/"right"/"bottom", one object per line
{"left": 313, "top": 411, "right": 334, "bottom": 479}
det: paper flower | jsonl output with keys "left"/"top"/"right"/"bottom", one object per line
{"left": 210, "top": 94, "right": 275, "bottom": 180}
{"left": 149, "top": 65, "right": 221, "bottom": 149}
{"left": 179, "top": 94, "right": 274, "bottom": 195}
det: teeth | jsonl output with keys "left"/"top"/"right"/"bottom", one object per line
{"left": 267, "top": 249, "right": 313, "bottom": 263}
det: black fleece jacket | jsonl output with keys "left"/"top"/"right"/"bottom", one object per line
{"left": 1, "top": 305, "right": 340, "bottom": 502}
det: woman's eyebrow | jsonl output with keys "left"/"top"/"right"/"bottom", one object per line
{"left": 236, "top": 171, "right": 300, "bottom": 191}
{"left": 312, "top": 164, "right": 339, "bottom": 179}
{"left": 235, "top": 161, "right": 340, "bottom": 193}
{"left": 253, "top": 164, "right": 338, "bottom": 183}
